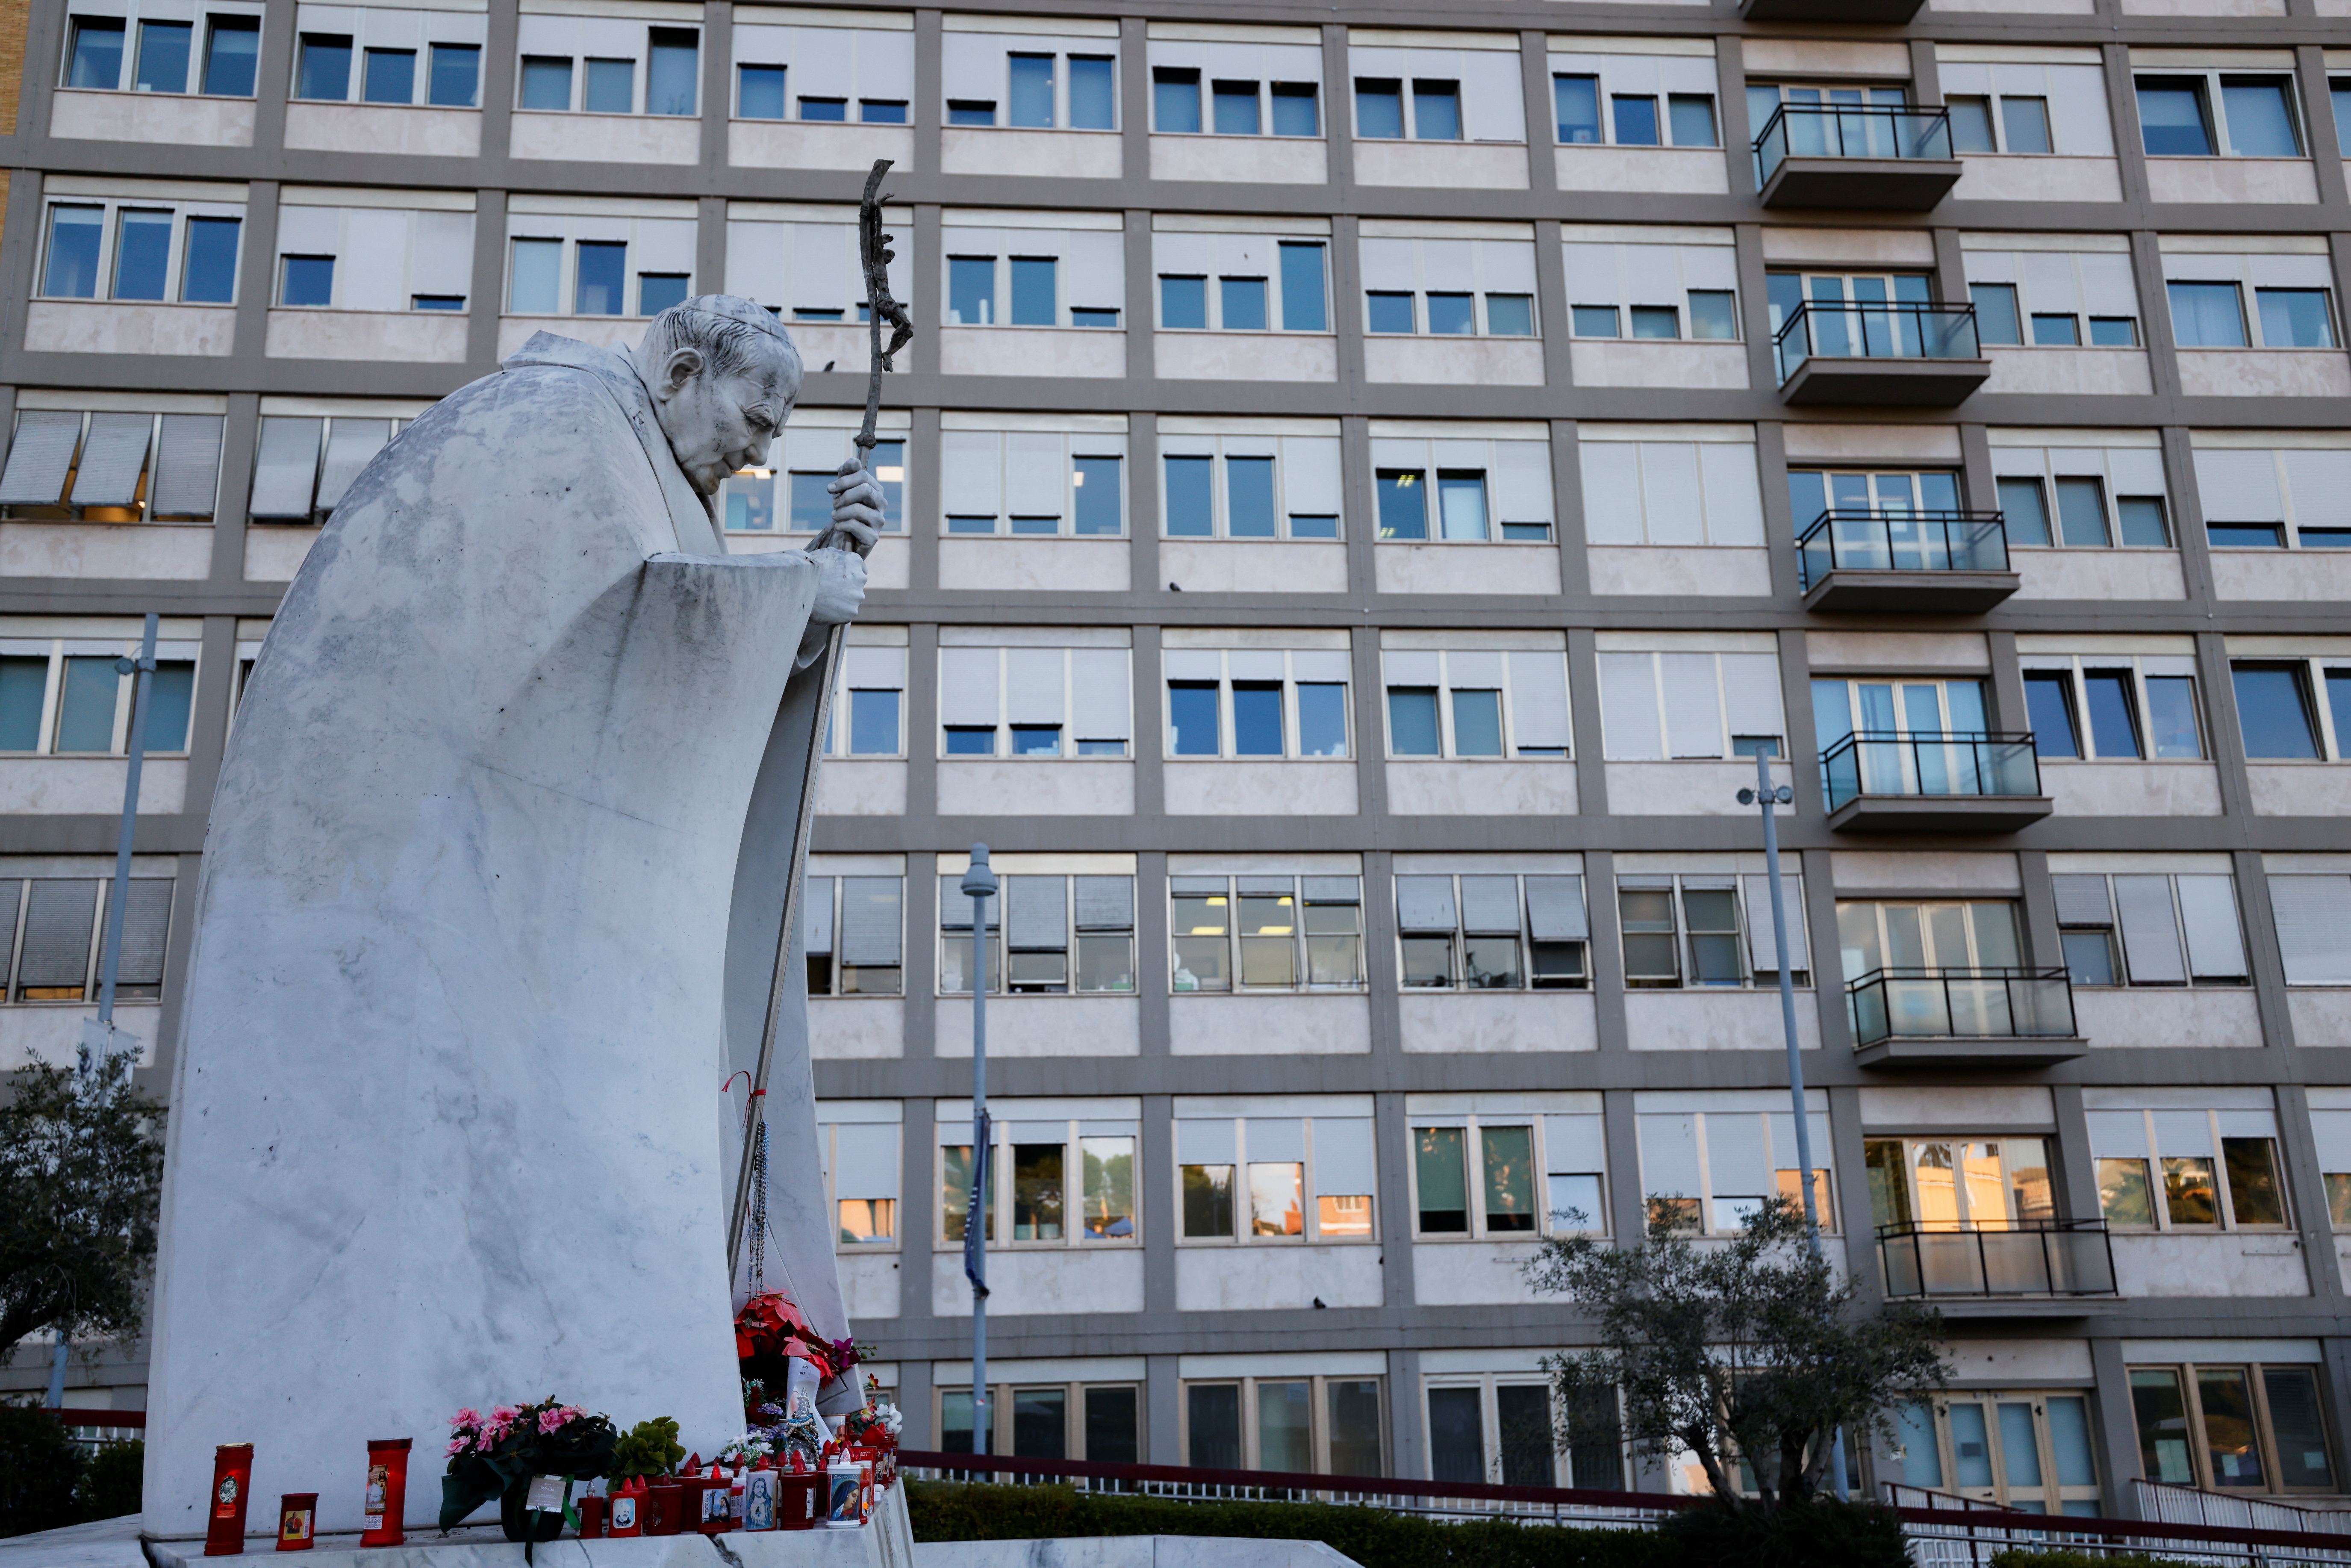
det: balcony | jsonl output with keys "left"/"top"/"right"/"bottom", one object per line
{"left": 1797, "top": 510, "right": 2017, "bottom": 613}
{"left": 1848, "top": 966, "right": 2084, "bottom": 1068}
{"left": 1877, "top": 1219, "right": 2118, "bottom": 1314}
{"left": 1774, "top": 303, "right": 1991, "bottom": 407}
{"left": 1754, "top": 105, "right": 1961, "bottom": 210}
{"left": 1742, "top": 0, "right": 1923, "bottom": 19}
{"left": 1821, "top": 731, "right": 2051, "bottom": 832}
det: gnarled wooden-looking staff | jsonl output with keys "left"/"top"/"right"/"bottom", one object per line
{"left": 727, "top": 158, "right": 913, "bottom": 1284}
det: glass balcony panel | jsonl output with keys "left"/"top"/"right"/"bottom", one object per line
{"left": 1979, "top": 1229, "right": 2054, "bottom": 1294}
{"left": 1917, "top": 1230, "right": 1985, "bottom": 1294}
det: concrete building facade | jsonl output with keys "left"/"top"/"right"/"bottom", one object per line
{"left": 4, "top": 0, "right": 2351, "bottom": 1517}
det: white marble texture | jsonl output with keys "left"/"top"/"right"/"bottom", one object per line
{"left": 147, "top": 328, "right": 852, "bottom": 1539}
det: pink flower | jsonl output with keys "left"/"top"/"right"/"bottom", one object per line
{"left": 445, "top": 1437, "right": 469, "bottom": 1456}
{"left": 537, "top": 1410, "right": 567, "bottom": 1433}
{"left": 491, "top": 1406, "right": 519, "bottom": 1423}
{"left": 452, "top": 1409, "right": 482, "bottom": 1428}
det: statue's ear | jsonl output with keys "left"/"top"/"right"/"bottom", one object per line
{"left": 660, "top": 346, "right": 704, "bottom": 398}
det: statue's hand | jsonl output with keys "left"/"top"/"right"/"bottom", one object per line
{"left": 808, "top": 548, "right": 867, "bottom": 628}
{"left": 820, "top": 457, "right": 884, "bottom": 554}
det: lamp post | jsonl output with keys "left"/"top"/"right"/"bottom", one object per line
{"left": 1737, "top": 749, "right": 1849, "bottom": 1501}
{"left": 960, "top": 844, "right": 998, "bottom": 1455}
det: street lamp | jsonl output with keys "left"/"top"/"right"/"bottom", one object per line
{"left": 960, "top": 844, "right": 998, "bottom": 1454}
{"left": 1738, "top": 750, "right": 1849, "bottom": 1501}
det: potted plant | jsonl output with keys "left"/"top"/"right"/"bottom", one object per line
{"left": 439, "top": 1400, "right": 619, "bottom": 1557}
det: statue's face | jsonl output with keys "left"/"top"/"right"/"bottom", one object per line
{"left": 650, "top": 345, "right": 802, "bottom": 495}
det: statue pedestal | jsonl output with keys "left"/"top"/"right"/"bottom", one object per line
{"left": 141, "top": 1484, "right": 916, "bottom": 1568}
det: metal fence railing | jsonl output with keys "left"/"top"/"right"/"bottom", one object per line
{"left": 2136, "top": 1478, "right": 2351, "bottom": 1539}
{"left": 1877, "top": 1218, "right": 2117, "bottom": 1300}
{"left": 1797, "top": 509, "right": 2009, "bottom": 590}
{"left": 1848, "top": 966, "right": 2077, "bottom": 1047}
{"left": 1774, "top": 302, "right": 1982, "bottom": 383}
{"left": 1820, "top": 729, "right": 2040, "bottom": 812}
{"left": 904, "top": 1452, "right": 2351, "bottom": 1566}
{"left": 1754, "top": 103, "right": 1956, "bottom": 181}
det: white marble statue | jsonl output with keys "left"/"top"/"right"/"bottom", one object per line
{"left": 143, "top": 298, "right": 877, "bottom": 1539}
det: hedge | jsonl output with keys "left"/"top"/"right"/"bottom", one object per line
{"left": 907, "top": 1482, "right": 1927, "bottom": 1568}
{"left": 904, "top": 1481, "right": 1677, "bottom": 1568}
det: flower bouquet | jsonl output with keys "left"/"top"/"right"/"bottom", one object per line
{"left": 438, "top": 1399, "right": 619, "bottom": 1555}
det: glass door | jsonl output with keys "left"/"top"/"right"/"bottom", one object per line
{"left": 1789, "top": 469, "right": 1963, "bottom": 572}
{"left": 1768, "top": 271, "right": 1933, "bottom": 361}
{"left": 1839, "top": 899, "right": 2024, "bottom": 1038}
{"left": 1931, "top": 1394, "right": 2102, "bottom": 1513}
{"left": 1814, "top": 678, "right": 1989, "bottom": 799}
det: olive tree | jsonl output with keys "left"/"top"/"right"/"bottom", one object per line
{"left": 1524, "top": 1195, "right": 1947, "bottom": 1510}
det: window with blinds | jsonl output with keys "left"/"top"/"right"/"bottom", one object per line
{"left": 802, "top": 873, "right": 904, "bottom": 996}
{"left": 817, "top": 1105, "right": 901, "bottom": 1245}
{"left": 1173, "top": 1097, "right": 1377, "bottom": 1244}
{"left": 1380, "top": 641, "right": 1570, "bottom": 760}
{"left": 0, "top": 875, "right": 174, "bottom": 1003}
{"left": 1634, "top": 1093, "right": 1834, "bottom": 1236}
{"left": 1408, "top": 1096, "right": 1606, "bottom": 1239}
{"left": 248, "top": 413, "right": 412, "bottom": 524}
{"left": 0, "top": 407, "right": 225, "bottom": 521}
{"left": 0, "top": 636, "right": 200, "bottom": 756}
{"left": 2268, "top": 872, "right": 2351, "bottom": 985}
{"left": 2052, "top": 870, "right": 2248, "bottom": 987}
{"left": 939, "top": 640, "right": 1132, "bottom": 760}
{"left": 1622, "top": 871, "right": 1810, "bottom": 990}
{"left": 938, "top": 1098, "right": 1139, "bottom": 1250}
{"left": 940, "top": 870, "right": 1134, "bottom": 996}
{"left": 1171, "top": 874, "right": 1362, "bottom": 993}
{"left": 2086, "top": 1093, "right": 2289, "bottom": 1233}
{"left": 1597, "top": 641, "right": 1785, "bottom": 761}
{"left": 1394, "top": 871, "right": 1589, "bottom": 991}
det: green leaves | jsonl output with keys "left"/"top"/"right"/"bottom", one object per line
{"left": 0, "top": 1054, "right": 164, "bottom": 1363}
{"left": 610, "top": 1417, "right": 685, "bottom": 1485}
{"left": 1524, "top": 1195, "right": 1949, "bottom": 1511}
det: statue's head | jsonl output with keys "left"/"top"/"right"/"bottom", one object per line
{"left": 632, "top": 295, "right": 805, "bottom": 495}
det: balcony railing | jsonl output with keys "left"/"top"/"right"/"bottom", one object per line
{"left": 1877, "top": 1218, "right": 2117, "bottom": 1300}
{"left": 1821, "top": 730, "right": 2039, "bottom": 812}
{"left": 1753, "top": 103, "right": 1955, "bottom": 182}
{"left": 1797, "top": 509, "right": 2009, "bottom": 591}
{"left": 1774, "top": 302, "right": 1982, "bottom": 384}
{"left": 1849, "top": 966, "right": 2077, "bottom": 1047}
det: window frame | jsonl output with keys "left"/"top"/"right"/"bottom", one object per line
{"left": 1888, "top": 1391, "right": 2103, "bottom": 1514}
{"left": 1635, "top": 1101, "right": 1836, "bottom": 1239}
{"left": 37, "top": 196, "right": 244, "bottom": 306}
{"left": 0, "top": 407, "right": 226, "bottom": 523}
{"left": 0, "top": 871, "right": 178, "bottom": 1005}
{"left": 1161, "top": 649, "right": 1352, "bottom": 761}
{"left": 938, "top": 1109, "right": 1142, "bottom": 1252}
{"left": 937, "top": 867, "right": 1137, "bottom": 999}
{"left": 2128, "top": 1360, "right": 2339, "bottom": 1496}
{"left": 1158, "top": 438, "right": 1342, "bottom": 543}
{"left": 1379, "top": 648, "right": 1572, "bottom": 762}
{"left": 1407, "top": 1111, "right": 1607, "bottom": 1241}
{"left": 816, "top": 1108, "right": 902, "bottom": 1250}
{"left": 2133, "top": 69, "right": 2305, "bottom": 159}
{"left": 939, "top": 1376, "right": 1143, "bottom": 1462}
{"left": 1549, "top": 67, "right": 1718, "bottom": 151}
{"left": 2050, "top": 869, "right": 2250, "bottom": 989}
{"left": 799, "top": 869, "right": 907, "bottom": 998}
{"left": 2092, "top": 1105, "right": 2292, "bottom": 1234}
{"left": 2229, "top": 656, "right": 2346, "bottom": 762}
{"left": 1619, "top": 872, "right": 1813, "bottom": 993}
{"left": 1168, "top": 872, "right": 1365, "bottom": 996}
{"left": 1177, "top": 1373, "right": 1387, "bottom": 1476}
{"left": 510, "top": 24, "right": 699, "bottom": 118}
{"left": 1423, "top": 1374, "right": 1626, "bottom": 1489}
{"left": 1392, "top": 870, "right": 1591, "bottom": 993}
{"left": 0, "top": 636, "right": 203, "bottom": 758}
{"left": 1171, "top": 1109, "right": 1378, "bottom": 1247}
{"left": 2019, "top": 654, "right": 2203, "bottom": 762}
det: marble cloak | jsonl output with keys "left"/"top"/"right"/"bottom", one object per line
{"left": 142, "top": 333, "right": 852, "bottom": 1538}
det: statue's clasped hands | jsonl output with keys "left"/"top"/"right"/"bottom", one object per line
{"left": 807, "top": 457, "right": 883, "bottom": 627}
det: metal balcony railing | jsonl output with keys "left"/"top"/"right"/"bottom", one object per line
{"left": 1753, "top": 103, "right": 1956, "bottom": 181}
{"left": 1848, "top": 966, "right": 2077, "bottom": 1047}
{"left": 1797, "top": 510, "right": 2009, "bottom": 590}
{"left": 1774, "top": 302, "right": 1983, "bottom": 383}
{"left": 1821, "top": 730, "right": 2040, "bottom": 812}
{"left": 1877, "top": 1218, "right": 2117, "bottom": 1300}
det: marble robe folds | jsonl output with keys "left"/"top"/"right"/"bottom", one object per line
{"left": 143, "top": 335, "right": 851, "bottom": 1538}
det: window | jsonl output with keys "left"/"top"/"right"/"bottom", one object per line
{"left": 1838, "top": 898, "right": 2020, "bottom": 1002}
{"left": 1889, "top": 1393, "right": 2100, "bottom": 1514}
{"left": 940, "top": 217, "right": 1124, "bottom": 329}
{"left": 2136, "top": 71, "right": 2301, "bottom": 158}
{"left": 816, "top": 637, "right": 905, "bottom": 759}
{"left": 246, "top": 413, "right": 406, "bottom": 522}
{"left": 67, "top": 17, "right": 126, "bottom": 89}
{"left": 1548, "top": 51, "right": 1718, "bottom": 149}
{"left": 1564, "top": 230, "right": 1742, "bottom": 348}
{"left": 139, "top": 16, "right": 193, "bottom": 91}
{"left": 941, "top": 39, "right": 1115, "bottom": 131}
{"left": 2020, "top": 654, "right": 2202, "bottom": 760}
{"left": 1169, "top": 875, "right": 1363, "bottom": 993}
{"left": 2271, "top": 871, "right": 2351, "bottom": 985}
{"left": 2307, "top": 1092, "right": 2351, "bottom": 1231}
{"left": 737, "top": 63, "right": 784, "bottom": 118}
{"left": 203, "top": 15, "right": 258, "bottom": 94}
{"left": 1579, "top": 431, "right": 1768, "bottom": 550}
{"left": 506, "top": 214, "right": 695, "bottom": 319}
{"left": 817, "top": 1106, "right": 900, "bottom": 1245}
{"left": 2230, "top": 656, "right": 2351, "bottom": 760}
{"left": 800, "top": 869, "right": 904, "bottom": 997}
{"left": 1425, "top": 1376, "right": 1622, "bottom": 1489}
{"left": 1162, "top": 646, "right": 1350, "bottom": 761}
{"left": 1811, "top": 676, "right": 1993, "bottom": 787}
{"left": 1622, "top": 872, "right": 1810, "bottom": 991}
{"left": 938, "top": 421, "right": 1127, "bottom": 537}
{"left": 1865, "top": 1137, "right": 2053, "bottom": 1231}
{"left": 0, "top": 407, "right": 225, "bottom": 521}
{"left": 1173, "top": 1101, "right": 1376, "bottom": 1243}
{"left": 1597, "top": 643, "right": 1783, "bottom": 761}
{"left": 940, "top": 1099, "right": 1138, "bottom": 1248}
{"left": 74, "top": 10, "right": 258, "bottom": 95}
{"left": 2051, "top": 869, "right": 2248, "bottom": 987}
{"left": 944, "top": 1375, "right": 1140, "bottom": 1460}
{"left": 1178, "top": 1374, "right": 1382, "bottom": 1474}
{"left": 1359, "top": 230, "right": 1538, "bottom": 339}
{"left": 1635, "top": 1095, "right": 1834, "bottom": 1235}
{"left": 1152, "top": 228, "right": 1329, "bottom": 335}
{"left": 279, "top": 254, "right": 333, "bottom": 307}
{"left": 937, "top": 641, "right": 1131, "bottom": 760}
{"left": 1991, "top": 439, "right": 2170, "bottom": 549}
{"left": 1368, "top": 428, "right": 1553, "bottom": 545}
{"left": 0, "top": 637, "right": 198, "bottom": 757}
{"left": 38, "top": 197, "right": 241, "bottom": 305}
{"left": 2131, "top": 1361, "right": 2336, "bottom": 1493}
{"left": 0, "top": 875, "right": 175, "bottom": 1004}
{"left": 510, "top": 23, "right": 697, "bottom": 116}
{"left": 722, "top": 419, "right": 907, "bottom": 538}
{"left": 1160, "top": 429, "right": 1341, "bottom": 541}
{"left": 429, "top": 42, "right": 479, "bottom": 106}
{"left": 1150, "top": 64, "right": 1320, "bottom": 138}
{"left": 939, "top": 864, "right": 1134, "bottom": 996}
{"left": 1380, "top": 643, "right": 1570, "bottom": 760}
{"left": 1411, "top": 1100, "right": 1606, "bottom": 1239}
{"left": 1963, "top": 245, "right": 2141, "bottom": 351}
{"left": 2088, "top": 1096, "right": 2290, "bottom": 1232}
{"left": 2194, "top": 444, "right": 2351, "bottom": 550}
{"left": 1380, "top": 470, "right": 1489, "bottom": 541}
{"left": 298, "top": 33, "right": 351, "bottom": 99}
{"left": 1396, "top": 871, "right": 1588, "bottom": 991}
{"left": 2170, "top": 280, "right": 2335, "bottom": 350}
